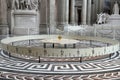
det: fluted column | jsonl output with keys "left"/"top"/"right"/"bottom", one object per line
{"left": 82, "top": 0, "right": 87, "bottom": 25}
{"left": 70, "top": 0, "right": 75, "bottom": 25}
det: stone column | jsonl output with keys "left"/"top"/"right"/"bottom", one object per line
{"left": 64, "top": 0, "right": 69, "bottom": 24}
{"left": 48, "top": 0, "right": 56, "bottom": 34}
{"left": 91, "top": 0, "right": 97, "bottom": 24}
{"left": 87, "top": 0, "right": 92, "bottom": 25}
{"left": 82, "top": 0, "right": 87, "bottom": 25}
{"left": 0, "top": 2, "right": 1, "bottom": 25}
{"left": 70, "top": 0, "right": 75, "bottom": 25}
{"left": 56, "top": 0, "right": 63, "bottom": 25}
{"left": 94, "top": 0, "right": 99, "bottom": 23}
{"left": 0, "top": 0, "right": 8, "bottom": 25}
{"left": 99, "top": 0, "right": 104, "bottom": 13}
{"left": 40, "top": 0, "right": 48, "bottom": 34}
{"left": 56, "top": 0, "right": 69, "bottom": 30}
{"left": 75, "top": 7, "right": 78, "bottom": 25}
{"left": 0, "top": 0, "right": 8, "bottom": 35}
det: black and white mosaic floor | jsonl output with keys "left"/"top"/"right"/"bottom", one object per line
{"left": 0, "top": 50, "right": 120, "bottom": 79}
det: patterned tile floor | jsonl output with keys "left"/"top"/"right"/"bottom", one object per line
{"left": 0, "top": 50, "right": 120, "bottom": 80}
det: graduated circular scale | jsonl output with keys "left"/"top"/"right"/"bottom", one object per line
{"left": 40, "top": 38, "right": 79, "bottom": 44}
{"left": 1, "top": 35, "right": 119, "bottom": 62}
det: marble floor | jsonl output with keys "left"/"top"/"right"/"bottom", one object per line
{"left": 0, "top": 49, "right": 120, "bottom": 79}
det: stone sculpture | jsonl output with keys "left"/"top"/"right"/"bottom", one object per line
{"left": 25, "top": 0, "right": 32, "bottom": 10}
{"left": 97, "top": 13, "right": 104, "bottom": 24}
{"left": 12, "top": 0, "right": 19, "bottom": 10}
{"left": 12, "top": 0, "right": 39, "bottom": 10}
{"left": 19, "top": 0, "right": 25, "bottom": 9}
{"left": 113, "top": 1, "right": 119, "bottom": 14}
{"left": 97, "top": 13, "right": 109, "bottom": 24}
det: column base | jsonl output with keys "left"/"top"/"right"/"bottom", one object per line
{"left": 0, "top": 25, "right": 9, "bottom": 35}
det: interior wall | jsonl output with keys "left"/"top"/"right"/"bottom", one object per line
{"left": 0, "top": 0, "right": 119, "bottom": 35}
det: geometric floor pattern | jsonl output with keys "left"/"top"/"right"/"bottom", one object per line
{"left": 0, "top": 50, "right": 120, "bottom": 79}
{"left": 0, "top": 72, "right": 120, "bottom": 80}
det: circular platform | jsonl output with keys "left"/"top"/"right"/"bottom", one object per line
{"left": 1, "top": 35, "right": 119, "bottom": 59}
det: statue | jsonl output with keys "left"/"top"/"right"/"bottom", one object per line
{"left": 19, "top": 0, "right": 25, "bottom": 10}
{"left": 25, "top": 0, "right": 32, "bottom": 10}
{"left": 12, "top": 0, "right": 39, "bottom": 10}
{"left": 113, "top": 1, "right": 119, "bottom": 14}
{"left": 97, "top": 13, "right": 103, "bottom": 24}
{"left": 30, "top": 0, "right": 39, "bottom": 10}
{"left": 12, "top": 0, "right": 20, "bottom": 10}
{"left": 97, "top": 12, "right": 109, "bottom": 24}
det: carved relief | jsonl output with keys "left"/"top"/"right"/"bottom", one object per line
{"left": 12, "top": 0, "right": 40, "bottom": 10}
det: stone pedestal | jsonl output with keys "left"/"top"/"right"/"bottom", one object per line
{"left": 11, "top": 10, "right": 39, "bottom": 35}
{"left": 107, "top": 14, "right": 120, "bottom": 26}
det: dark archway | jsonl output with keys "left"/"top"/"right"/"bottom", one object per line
{"left": 77, "top": 9, "right": 82, "bottom": 25}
